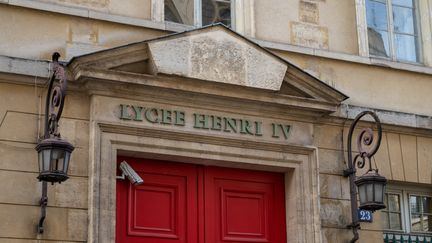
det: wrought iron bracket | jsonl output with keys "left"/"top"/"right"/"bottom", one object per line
{"left": 344, "top": 111, "right": 382, "bottom": 243}
{"left": 343, "top": 168, "right": 356, "bottom": 177}
{"left": 37, "top": 52, "right": 67, "bottom": 234}
{"left": 37, "top": 182, "right": 48, "bottom": 234}
{"left": 43, "top": 52, "right": 67, "bottom": 140}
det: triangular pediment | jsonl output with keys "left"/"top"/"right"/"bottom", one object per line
{"left": 68, "top": 24, "right": 348, "bottom": 114}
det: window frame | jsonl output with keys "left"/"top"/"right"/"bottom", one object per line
{"left": 152, "top": 0, "right": 255, "bottom": 37}
{"left": 357, "top": 0, "right": 423, "bottom": 64}
{"left": 195, "top": 0, "right": 236, "bottom": 28}
{"left": 382, "top": 190, "right": 405, "bottom": 232}
{"left": 408, "top": 193, "right": 432, "bottom": 234}
{"left": 384, "top": 185, "right": 432, "bottom": 235}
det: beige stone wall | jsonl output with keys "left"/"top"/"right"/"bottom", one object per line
{"left": 39, "top": 0, "right": 152, "bottom": 20}
{"left": 255, "top": 0, "right": 358, "bottom": 55}
{"left": 0, "top": 82, "right": 90, "bottom": 242}
{"left": 0, "top": 5, "right": 164, "bottom": 61}
{"left": 277, "top": 51, "right": 432, "bottom": 117}
{"left": 315, "top": 121, "right": 432, "bottom": 242}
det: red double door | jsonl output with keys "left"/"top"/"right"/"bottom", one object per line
{"left": 116, "top": 157, "right": 287, "bottom": 243}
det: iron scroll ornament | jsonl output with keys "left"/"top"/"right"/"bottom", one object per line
{"left": 343, "top": 111, "right": 382, "bottom": 243}
{"left": 44, "top": 52, "right": 67, "bottom": 139}
{"left": 38, "top": 52, "right": 69, "bottom": 234}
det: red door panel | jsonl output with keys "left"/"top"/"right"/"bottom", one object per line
{"left": 116, "top": 157, "right": 286, "bottom": 243}
{"left": 116, "top": 157, "right": 198, "bottom": 243}
{"left": 204, "top": 166, "right": 287, "bottom": 243}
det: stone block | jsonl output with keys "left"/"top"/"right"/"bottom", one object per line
{"left": 290, "top": 21, "right": 328, "bottom": 49}
{"left": 49, "top": 176, "right": 88, "bottom": 209}
{"left": 400, "top": 134, "right": 418, "bottom": 183}
{"left": 65, "top": 42, "right": 107, "bottom": 61}
{"left": 318, "top": 148, "right": 346, "bottom": 175}
{"left": 358, "top": 229, "right": 384, "bottom": 242}
{"left": 68, "top": 147, "right": 89, "bottom": 177}
{"left": 0, "top": 112, "right": 38, "bottom": 143}
{"left": 320, "top": 198, "right": 351, "bottom": 227}
{"left": 417, "top": 137, "right": 432, "bottom": 184}
{"left": 0, "top": 83, "right": 41, "bottom": 115}
{"left": 321, "top": 227, "right": 353, "bottom": 243}
{"left": 340, "top": 176, "right": 351, "bottom": 200}
{"left": 0, "top": 204, "right": 87, "bottom": 241}
{"left": 320, "top": 173, "right": 342, "bottom": 199}
{"left": 0, "top": 141, "right": 38, "bottom": 172}
{"left": 148, "top": 27, "right": 287, "bottom": 91}
{"left": 0, "top": 170, "right": 87, "bottom": 208}
{"left": 314, "top": 124, "right": 343, "bottom": 150}
{"left": 360, "top": 210, "right": 384, "bottom": 231}
{"left": 387, "top": 133, "right": 405, "bottom": 181}
{"left": 0, "top": 239, "right": 78, "bottom": 242}
{"left": 40, "top": 0, "right": 109, "bottom": 9}
{"left": 58, "top": 118, "right": 89, "bottom": 149}
{"left": 299, "top": 1, "right": 319, "bottom": 24}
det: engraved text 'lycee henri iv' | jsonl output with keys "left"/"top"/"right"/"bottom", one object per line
{"left": 119, "top": 104, "right": 291, "bottom": 139}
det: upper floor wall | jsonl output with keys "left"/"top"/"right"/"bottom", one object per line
{"left": 0, "top": 1, "right": 432, "bottom": 116}
{"left": 1, "top": 0, "right": 431, "bottom": 66}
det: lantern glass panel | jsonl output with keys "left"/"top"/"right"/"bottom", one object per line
{"left": 51, "top": 148, "right": 65, "bottom": 160}
{"left": 366, "top": 183, "right": 374, "bottom": 202}
{"left": 38, "top": 151, "right": 43, "bottom": 172}
{"left": 374, "top": 184, "right": 385, "bottom": 202}
{"left": 42, "top": 149, "right": 51, "bottom": 172}
{"left": 51, "top": 148, "right": 66, "bottom": 171}
{"left": 63, "top": 151, "right": 71, "bottom": 174}
{"left": 358, "top": 184, "right": 367, "bottom": 204}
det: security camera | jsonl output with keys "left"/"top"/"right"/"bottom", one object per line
{"left": 118, "top": 161, "right": 144, "bottom": 186}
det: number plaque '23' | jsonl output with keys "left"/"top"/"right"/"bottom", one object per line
{"left": 358, "top": 209, "right": 373, "bottom": 223}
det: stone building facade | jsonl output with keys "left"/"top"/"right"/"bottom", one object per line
{"left": 0, "top": 1, "right": 431, "bottom": 243}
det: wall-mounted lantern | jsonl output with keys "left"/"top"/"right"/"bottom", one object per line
{"left": 36, "top": 52, "right": 74, "bottom": 233}
{"left": 343, "top": 111, "right": 387, "bottom": 243}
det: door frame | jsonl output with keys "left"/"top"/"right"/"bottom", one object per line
{"left": 88, "top": 120, "right": 321, "bottom": 243}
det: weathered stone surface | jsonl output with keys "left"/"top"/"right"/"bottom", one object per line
{"left": 40, "top": 0, "right": 109, "bottom": 9}
{"left": 387, "top": 133, "right": 405, "bottom": 181}
{"left": 299, "top": 1, "right": 319, "bottom": 24}
{"left": 0, "top": 239, "right": 82, "bottom": 243}
{"left": 0, "top": 141, "right": 38, "bottom": 172}
{"left": 321, "top": 227, "right": 352, "bottom": 243}
{"left": 0, "top": 204, "right": 87, "bottom": 241}
{"left": 0, "top": 170, "right": 87, "bottom": 208}
{"left": 0, "top": 112, "right": 38, "bottom": 143}
{"left": 361, "top": 210, "right": 385, "bottom": 231}
{"left": 358, "top": 230, "right": 384, "bottom": 242}
{"left": 417, "top": 137, "right": 432, "bottom": 184}
{"left": 291, "top": 21, "right": 329, "bottom": 49}
{"left": 314, "top": 124, "right": 343, "bottom": 150}
{"left": 148, "top": 27, "right": 288, "bottom": 91}
{"left": 320, "top": 198, "right": 351, "bottom": 227}
{"left": 319, "top": 174, "right": 343, "bottom": 199}
{"left": 66, "top": 42, "right": 106, "bottom": 61}
{"left": 59, "top": 118, "right": 89, "bottom": 148}
{"left": 400, "top": 134, "right": 418, "bottom": 183}
{"left": 318, "top": 148, "right": 346, "bottom": 175}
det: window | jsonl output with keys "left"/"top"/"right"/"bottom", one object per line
{"left": 409, "top": 195, "right": 432, "bottom": 233}
{"left": 164, "top": 0, "right": 234, "bottom": 28}
{"left": 365, "top": 0, "right": 420, "bottom": 63}
{"left": 382, "top": 193, "right": 403, "bottom": 230}
{"left": 382, "top": 187, "right": 432, "bottom": 242}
